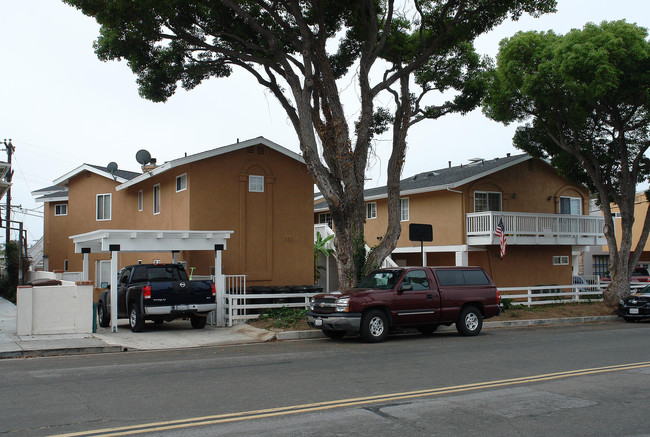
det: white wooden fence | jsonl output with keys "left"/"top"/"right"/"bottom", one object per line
{"left": 499, "top": 283, "right": 647, "bottom": 307}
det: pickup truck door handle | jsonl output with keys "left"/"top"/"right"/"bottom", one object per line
{"left": 426, "top": 294, "right": 433, "bottom": 299}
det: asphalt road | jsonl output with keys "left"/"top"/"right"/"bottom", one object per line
{"left": 1, "top": 321, "right": 649, "bottom": 436}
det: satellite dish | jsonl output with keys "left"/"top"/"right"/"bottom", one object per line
{"left": 106, "top": 162, "right": 118, "bottom": 174}
{"left": 136, "top": 149, "right": 152, "bottom": 165}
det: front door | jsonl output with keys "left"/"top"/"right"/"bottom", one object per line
{"left": 394, "top": 269, "right": 439, "bottom": 325}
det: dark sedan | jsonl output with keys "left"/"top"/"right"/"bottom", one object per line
{"left": 619, "top": 285, "right": 650, "bottom": 322}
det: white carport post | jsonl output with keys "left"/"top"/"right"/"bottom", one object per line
{"left": 81, "top": 247, "right": 90, "bottom": 281}
{"left": 214, "top": 244, "right": 224, "bottom": 327}
{"left": 110, "top": 244, "right": 119, "bottom": 332}
{"left": 172, "top": 250, "right": 179, "bottom": 264}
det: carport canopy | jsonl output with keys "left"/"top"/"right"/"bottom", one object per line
{"left": 70, "top": 229, "right": 233, "bottom": 332}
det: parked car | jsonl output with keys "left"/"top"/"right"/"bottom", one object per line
{"left": 97, "top": 264, "right": 215, "bottom": 332}
{"left": 600, "top": 267, "right": 650, "bottom": 284}
{"left": 306, "top": 266, "right": 500, "bottom": 342}
{"left": 618, "top": 285, "right": 650, "bottom": 322}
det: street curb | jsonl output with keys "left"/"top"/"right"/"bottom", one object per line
{"left": 0, "top": 345, "right": 123, "bottom": 359}
{"left": 274, "top": 315, "right": 620, "bottom": 341}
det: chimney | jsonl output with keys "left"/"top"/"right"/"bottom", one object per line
{"left": 448, "top": 161, "right": 451, "bottom": 168}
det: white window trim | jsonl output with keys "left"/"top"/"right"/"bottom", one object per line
{"left": 367, "top": 202, "right": 377, "bottom": 220}
{"left": 54, "top": 204, "right": 67, "bottom": 216}
{"left": 553, "top": 256, "right": 570, "bottom": 265}
{"left": 176, "top": 173, "right": 187, "bottom": 192}
{"left": 138, "top": 190, "right": 143, "bottom": 212}
{"left": 474, "top": 191, "right": 502, "bottom": 212}
{"left": 400, "top": 197, "right": 409, "bottom": 222}
{"left": 249, "top": 175, "right": 264, "bottom": 192}
{"left": 559, "top": 196, "right": 582, "bottom": 215}
{"left": 96, "top": 193, "right": 112, "bottom": 221}
{"left": 153, "top": 184, "right": 161, "bottom": 215}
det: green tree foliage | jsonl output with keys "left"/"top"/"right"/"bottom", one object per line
{"left": 314, "top": 231, "right": 334, "bottom": 284}
{"left": 483, "top": 20, "right": 650, "bottom": 305}
{"left": 64, "top": 0, "right": 556, "bottom": 290}
{"left": 0, "top": 242, "right": 20, "bottom": 303}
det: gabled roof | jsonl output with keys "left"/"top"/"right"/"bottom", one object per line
{"left": 314, "top": 153, "right": 531, "bottom": 212}
{"left": 52, "top": 164, "right": 141, "bottom": 186}
{"left": 116, "top": 136, "right": 304, "bottom": 191}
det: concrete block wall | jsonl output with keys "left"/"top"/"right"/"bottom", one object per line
{"left": 17, "top": 281, "right": 94, "bottom": 335}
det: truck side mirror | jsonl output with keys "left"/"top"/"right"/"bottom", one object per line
{"left": 399, "top": 283, "right": 413, "bottom": 292}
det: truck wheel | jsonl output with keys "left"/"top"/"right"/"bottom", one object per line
{"left": 97, "top": 302, "right": 110, "bottom": 328}
{"left": 129, "top": 303, "right": 145, "bottom": 332}
{"left": 360, "top": 309, "right": 389, "bottom": 343}
{"left": 190, "top": 315, "right": 207, "bottom": 329}
{"left": 322, "top": 329, "right": 346, "bottom": 339}
{"left": 417, "top": 324, "right": 439, "bottom": 336}
{"left": 456, "top": 306, "right": 482, "bottom": 336}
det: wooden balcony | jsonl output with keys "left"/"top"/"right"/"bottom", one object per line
{"left": 466, "top": 211, "right": 606, "bottom": 246}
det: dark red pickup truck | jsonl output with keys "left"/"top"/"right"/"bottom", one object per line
{"left": 306, "top": 266, "right": 500, "bottom": 342}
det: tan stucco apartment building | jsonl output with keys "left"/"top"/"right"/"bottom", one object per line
{"left": 33, "top": 137, "right": 315, "bottom": 289}
{"left": 315, "top": 154, "right": 606, "bottom": 288}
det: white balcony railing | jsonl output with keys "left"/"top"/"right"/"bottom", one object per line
{"left": 466, "top": 211, "right": 606, "bottom": 246}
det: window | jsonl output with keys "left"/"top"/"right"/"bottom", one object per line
{"left": 63, "top": 260, "right": 69, "bottom": 272}
{"left": 474, "top": 191, "right": 502, "bottom": 212}
{"left": 560, "top": 197, "right": 582, "bottom": 215}
{"left": 153, "top": 184, "right": 161, "bottom": 214}
{"left": 593, "top": 255, "right": 610, "bottom": 276}
{"left": 249, "top": 175, "right": 264, "bottom": 192}
{"left": 319, "top": 213, "right": 333, "bottom": 229}
{"left": 402, "top": 270, "right": 430, "bottom": 290}
{"left": 96, "top": 194, "right": 111, "bottom": 221}
{"left": 400, "top": 198, "right": 409, "bottom": 222}
{"left": 367, "top": 202, "right": 377, "bottom": 219}
{"left": 176, "top": 174, "right": 187, "bottom": 192}
{"left": 54, "top": 204, "right": 67, "bottom": 216}
{"left": 435, "top": 269, "right": 490, "bottom": 286}
{"left": 138, "top": 190, "right": 143, "bottom": 212}
{"left": 553, "top": 256, "right": 570, "bottom": 265}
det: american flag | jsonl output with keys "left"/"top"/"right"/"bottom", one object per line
{"left": 495, "top": 218, "right": 507, "bottom": 258}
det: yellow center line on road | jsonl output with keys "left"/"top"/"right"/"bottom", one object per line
{"left": 52, "top": 361, "right": 650, "bottom": 437}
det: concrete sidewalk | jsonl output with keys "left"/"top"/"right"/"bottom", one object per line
{"left": 0, "top": 296, "right": 619, "bottom": 359}
{"left": 0, "top": 296, "right": 275, "bottom": 359}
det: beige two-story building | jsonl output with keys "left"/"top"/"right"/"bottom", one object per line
{"left": 315, "top": 153, "right": 606, "bottom": 288}
{"left": 34, "top": 137, "right": 315, "bottom": 289}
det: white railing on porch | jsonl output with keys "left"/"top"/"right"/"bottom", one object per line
{"left": 466, "top": 211, "right": 605, "bottom": 245}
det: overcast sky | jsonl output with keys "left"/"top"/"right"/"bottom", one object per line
{"left": 1, "top": 0, "right": 649, "bottom": 245}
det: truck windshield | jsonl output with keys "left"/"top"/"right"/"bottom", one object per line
{"left": 357, "top": 270, "right": 402, "bottom": 290}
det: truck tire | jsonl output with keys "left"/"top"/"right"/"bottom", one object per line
{"left": 97, "top": 302, "right": 110, "bottom": 328}
{"left": 322, "top": 329, "right": 346, "bottom": 339}
{"left": 129, "top": 303, "right": 145, "bottom": 332}
{"left": 360, "top": 309, "right": 389, "bottom": 343}
{"left": 456, "top": 306, "right": 482, "bottom": 336}
{"left": 417, "top": 324, "right": 439, "bottom": 335}
{"left": 190, "top": 314, "right": 207, "bottom": 329}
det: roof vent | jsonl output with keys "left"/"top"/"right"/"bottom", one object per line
{"left": 507, "top": 153, "right": 511, "bottom": 157}
{"left": 427, "top": 172, "right": 439, "bottom": 178}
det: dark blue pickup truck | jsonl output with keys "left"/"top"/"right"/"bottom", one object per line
{"left": 97, "top": 264, "right": 215, "bottom": 332}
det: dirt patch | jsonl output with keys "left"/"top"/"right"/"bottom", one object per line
{"left": 248, "top": 302, "right": 617, "bottom": 332}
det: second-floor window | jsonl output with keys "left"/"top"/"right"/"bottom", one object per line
{"left": 153, "top": 184, "right": 161, "bottom": 214}
{"left": 96, "top": 194, "right": 111, "bottom": 221}
{"left": 54, "top": 204, "right": 67, "bottom": 216}
{"left": 319, "top": 212, "right": 332, "bottom": 229}
{"left": 559, "top": 196, "right": 582, "bottom": 215}
{"left": 367, "top": 202, "right": 377, "bottom": 219}
{"left": 400, "top": 198, "right": 409, "bottom": 221}
{"left": 474, "top": 191, "right": 502, "bottom": 212}
{"left": 138, "top": 190, "right": 143, "bottom": 212}
{"left": 249, "top": 175, "right": 264, "bottom": 192}
{"left": 176, "top": 174, "right": 187, "bottom": 192}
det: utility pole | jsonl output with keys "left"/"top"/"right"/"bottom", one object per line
{"left": 3, "top": 139, "right": 13, "bottom": 246}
